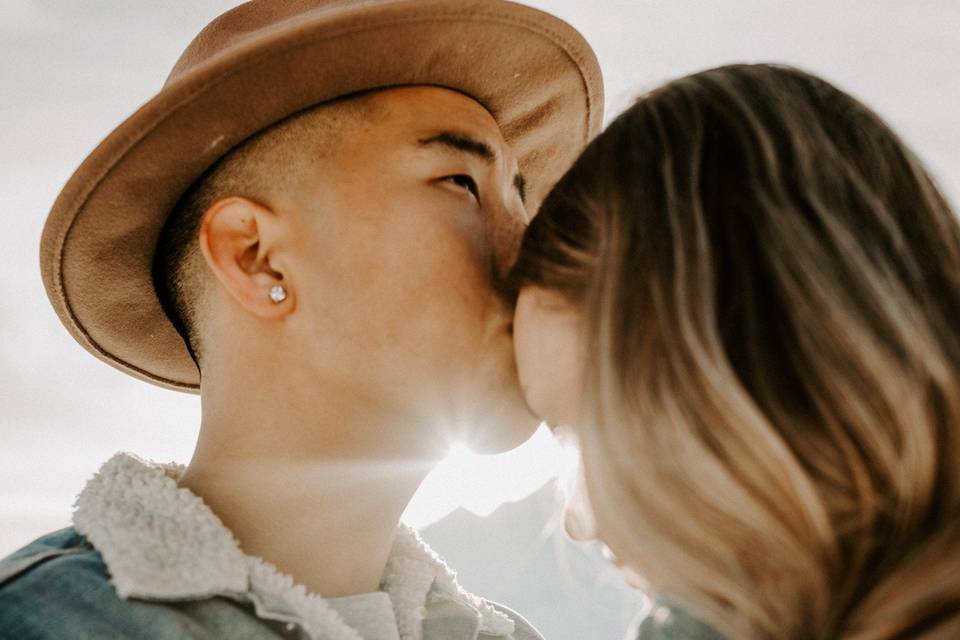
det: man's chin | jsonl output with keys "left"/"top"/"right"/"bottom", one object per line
{"left": 465, "top": 340, "right": 543, "bottom": 454}
{"left": 461, "top": 397, "right": 540, "bottom": 454}
{"left": 433, "top": 336, "right": 541, "bottom": 454}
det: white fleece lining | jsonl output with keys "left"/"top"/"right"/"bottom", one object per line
{"left": 72, "top": 452, "right": 514, "bottom": 640}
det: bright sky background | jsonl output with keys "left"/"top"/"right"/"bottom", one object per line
{"left": 2, "top": 1, "right": 958, "bottom": 556}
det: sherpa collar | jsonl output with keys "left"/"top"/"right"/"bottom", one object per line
{"left": 72, "top": 452, "right": 514, "bottom": 640}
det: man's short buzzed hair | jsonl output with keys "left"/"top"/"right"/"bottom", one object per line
{"left": 152, "top": 91, "right": 382, "bottom": 367}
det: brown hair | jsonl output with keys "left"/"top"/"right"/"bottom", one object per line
{"left": 510, "top": 64, "right": 960, "bottom": 639}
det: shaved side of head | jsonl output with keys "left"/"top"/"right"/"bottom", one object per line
{"left": 153, "top": 91, "right": 384, "bottom": 367}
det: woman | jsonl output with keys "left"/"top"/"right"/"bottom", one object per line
{"left": 509, "top": 64, "right": 960, "bottom": 639}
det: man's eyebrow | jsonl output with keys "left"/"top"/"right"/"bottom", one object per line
{"left": 417, "top": 131, "right": 527, "bottom": 204}
{"left": 418, "top": 131, "right": 496, "bottom": 163}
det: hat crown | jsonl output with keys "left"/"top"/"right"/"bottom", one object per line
{"left": 166, "top": 0, "right": 366, "bottom": 86}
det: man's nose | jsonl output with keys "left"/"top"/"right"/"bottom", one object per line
{"left": 487, "top": 196, "right": 528, "bottom": 277}
{"left": 489, "top": 208, "right": 528, "bottom": 305}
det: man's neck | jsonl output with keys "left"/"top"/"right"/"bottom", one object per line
{"left": 178, "top": 377, "right": 443, "bottom": 599}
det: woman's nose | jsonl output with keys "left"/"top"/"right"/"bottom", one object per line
{"left": 563, "top": 508, "right": 597, "bottom": 541}
{"left": 563, "top": 484, "right": 598, "bottom": 542}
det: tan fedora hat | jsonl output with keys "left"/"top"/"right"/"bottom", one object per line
{"left": 40, "top": 0, "right": 604, "bottom": 393}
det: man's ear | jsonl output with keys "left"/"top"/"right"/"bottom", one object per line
{"left": 199, "top": 196, "right": 293, "bottom": 319}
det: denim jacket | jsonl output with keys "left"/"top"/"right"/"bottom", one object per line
{"left": 628, "top": 599, "right": 725, "bottom": 640}
{"left": 0, "top": 453, "right": 542, "bottom": 640}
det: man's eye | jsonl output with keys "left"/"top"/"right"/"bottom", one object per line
{"left": 445, "top": 174, "right": 480, "bottom": 200}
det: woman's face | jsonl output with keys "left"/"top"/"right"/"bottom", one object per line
{"left": 513, "top": 286, "right": 585, "bottom": 429}
{"left": 514, "top": 286, "right": 600, "bottom": 539}
{"left": 515, "top": 285, "right": 646, "bottom": 588}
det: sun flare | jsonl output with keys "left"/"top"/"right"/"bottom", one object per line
{"left": 401, "top": 423, "right": 572, "bottom": 528}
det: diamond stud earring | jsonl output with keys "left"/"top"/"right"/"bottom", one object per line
{"left": 269, "top": 285, "right": 287, "bottom": 304}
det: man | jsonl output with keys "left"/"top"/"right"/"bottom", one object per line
{"left": 0, "top": 1, "right": 602, "bottom": 638}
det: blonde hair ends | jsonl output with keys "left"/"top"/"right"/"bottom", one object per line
{"left": 511, "top": 64, "right": 960, "bottom": 639}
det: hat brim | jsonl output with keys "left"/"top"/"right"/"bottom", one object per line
{"left": 40, "top": 0, "right": 603, "bottom": 392}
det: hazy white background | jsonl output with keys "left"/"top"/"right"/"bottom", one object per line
{"left": 1, "top": 1, "right": 958, "bottom": 627}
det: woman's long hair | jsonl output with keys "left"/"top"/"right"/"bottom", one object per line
{"left": 510, "top": 64, "right": 960, "bottom": 639}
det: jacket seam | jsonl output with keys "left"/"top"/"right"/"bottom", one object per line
{"left": 0, "top": 545, "right": 92, "bottom": 590}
